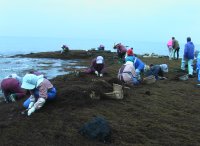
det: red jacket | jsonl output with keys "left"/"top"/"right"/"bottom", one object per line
{"left": 1, "top": 78, "right": 25, "bottom": 99}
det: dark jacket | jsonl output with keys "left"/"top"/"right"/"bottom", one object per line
{"left": 172, "top": 39, "right": 180, "bottom": 50}
{"left": 146, "top": 65, "right": 163, "bottom": 80}
{"left": 91, "top": 58, "right": 105, "bottom": 73}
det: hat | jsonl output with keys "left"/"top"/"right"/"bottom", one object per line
{"left": 21, "top": 74, "right": 44, "bottom": 90}
{"left": 160, "top": 64, "right": 168, "bottom": 73}
{"left": 96, "top": 56, "right": 104, "bottom": 64}
{"left": 127, "top": 49, "right": 133, "bottom": 56}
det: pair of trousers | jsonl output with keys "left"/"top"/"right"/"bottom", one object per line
{"left": 181, "top": 58, "right": 193, "bottom": 75}
{"left": 23, "top": 87, "right": 56, "bottom": 108}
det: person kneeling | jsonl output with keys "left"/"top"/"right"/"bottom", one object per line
{"left": 118, "top": 61, "right": 140, "bottom": 85}
{"left": 21, "top": 74, "right": 56, "bottom": 116}
{"left": 85, "top": 56, "right": 105, "bottom": 77}
{"left": 145, "top": 64, "right": 168, "bottom": 80}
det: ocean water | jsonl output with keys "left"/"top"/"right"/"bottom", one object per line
{"left": 0, "top": 57, "right": 86, "bottom": 98}
{"left": 1, "top": 36, "right": 199, "bottom": 56}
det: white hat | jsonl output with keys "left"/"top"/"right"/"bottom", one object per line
{"left": 160, "top": 64, "right": 168, "bottom": 73}
{"left": 96, "top": 56, "right": 104, "bottom": 64}
{"left": 21, "top": 74, "right": 44, "bottom": 90}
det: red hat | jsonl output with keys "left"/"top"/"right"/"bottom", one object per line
{"left": 127, "top": 49, "right": 134, "bottom": 56}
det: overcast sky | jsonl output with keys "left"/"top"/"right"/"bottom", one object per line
{"left": 0, "top": 0, "right": 200, "bottom": 44}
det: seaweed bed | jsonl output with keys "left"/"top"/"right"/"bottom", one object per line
{"left": 1, "top": 50, "right": 200, "bottom": 146}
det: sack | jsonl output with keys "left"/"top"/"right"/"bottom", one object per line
{"left": 79, "top": 117, "right": 111, "bottom": 143}
{"left": 143, "top": 75, "right": 156, "bottom": 84}
{"left": 179, "top": 74, "right": 188, "bottom": 81}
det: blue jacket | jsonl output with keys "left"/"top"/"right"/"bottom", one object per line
{"left": 125, "top": 56, "right": 145, "bottom": 71}
{"left": 184, "top": 42, "right": 195, "bottom": 59}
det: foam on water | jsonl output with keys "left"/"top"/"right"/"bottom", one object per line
{"left": 0, "top": 57, "right": 86, "bottom": 98}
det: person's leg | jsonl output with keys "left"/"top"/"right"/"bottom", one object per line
{"left": 173, "top": 49, "right": 176, "bottom": 59}
{"left": 177, "top": 49, "right": 179, "bottom": 59}
{"left": 181, "top": 58, "right": 186, "bottom": 70}
{"left": 47, "top": 88, "right": 57, "bottom": 100}
{"left": 23, "top": 97, "right": 31, "bottom": 108}
{"left": 188, "top": 59, "right": 194, "bottom": 75}
{"left": 169, "top": 47, "right": 172, "bottom": 60}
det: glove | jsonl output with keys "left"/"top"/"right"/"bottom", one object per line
{"left": 27, "top": 106, "right": 36, "bottom": 116}
{"left": 99, "top": 73, "right": 103, "bottom": 77}
{"left": 28, "top": 102, "right": 35, "bottom": 109}
{"left": 95, "top": 71, "right": 99, "bottom": 76}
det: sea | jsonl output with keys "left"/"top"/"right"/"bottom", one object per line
{"left": 2, "top": 36, "right": 199, "bottom": 56}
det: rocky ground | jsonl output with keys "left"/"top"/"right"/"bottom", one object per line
{"left": 1, "top": 50, "right": 200, "bottom": 146}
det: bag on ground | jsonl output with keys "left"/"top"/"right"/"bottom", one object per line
{"left": 79, "top": 116, "right": 111, "bottom": 143}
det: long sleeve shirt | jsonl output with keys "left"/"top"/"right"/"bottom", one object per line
{"left": 184, "top": 42, "right": 195, "bottom": 59}
{"left": 1, "top": 78, "right": 25, "bottom": 98}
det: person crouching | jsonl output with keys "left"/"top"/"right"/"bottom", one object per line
{"left": 85, "top": 56, "right": 105, "bottom": 77}
{"left": 1, "top": 77, "right": 25, "bottom": 103}
{"left": 21, "top": 74, "right": 56, "bottom": 116}
{"left": 145, "top": 64, "right": 168, "bottom": 80}
{"left": 118, "top": 61, "right": 140, "bottom": 85}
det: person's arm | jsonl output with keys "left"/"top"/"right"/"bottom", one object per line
{"left": 27, "top": 83, "right": 48, "bottom": 116}
{"left": 184, "top": 44, "right": 188, "bottom": 59}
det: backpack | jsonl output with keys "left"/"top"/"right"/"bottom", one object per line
{"left": 79, "top": 117, "right": 111, "bottom": 143}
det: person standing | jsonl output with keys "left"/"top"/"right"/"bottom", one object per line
{"left": 172, "top": 37, "right": 180, "bottom": 60}
{"left": 167, "top": 39, "right": 173, "bottom": 60}
{"left": 195, "top": 51, "right": 200, "bottom": 82}
{"left": 181, "top": 37, "right": 195, "bottom": 77}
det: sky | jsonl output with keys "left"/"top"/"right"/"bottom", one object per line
{"left": 0, "top": 0, "right": 200, "bottom": 44}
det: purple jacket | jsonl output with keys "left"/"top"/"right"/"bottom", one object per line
{"left": 1, "top": 78, "right": 25, "bottom": 99}
{"left": 184, "top": 42, "right": 195, "bottom": 59}
{"left": 91, "top": 58, "right": 105, "bottom": 73}
{"left": 115, "top": 44, "right": 127, "bottom": 53}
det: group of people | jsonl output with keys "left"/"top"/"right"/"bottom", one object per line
{"left": 167, "top": 37, "right": 180, "bottom": 60}
{"left": 90, "top": 37, "right": 196, "bottom": 85}
{"left": 1, "top": 37, "right": 197, "bottom": 116}
{"left": 167, "top": 36, "right": 196, "bottom": 78}
{"left": 0, "top": 72, "right": 56, "bottom": 116}
{"left": 85, "top": 43, "right": 169, "bottom": 86}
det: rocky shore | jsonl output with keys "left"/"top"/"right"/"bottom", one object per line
{"left": 1, "top": 50, "right": 200, "bottom": 146}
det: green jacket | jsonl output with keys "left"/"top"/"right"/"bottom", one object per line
{"left": 172, "top": 40, "right": 180, "bottom": 50}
